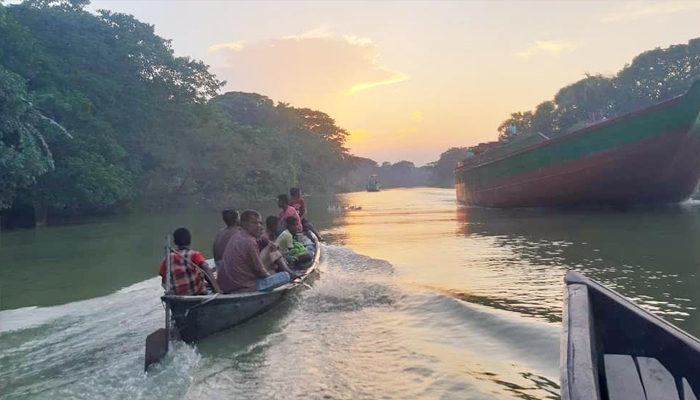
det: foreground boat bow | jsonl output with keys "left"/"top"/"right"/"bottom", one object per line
{"left": 561, "top": 272, "right": 700, "bottom": 400}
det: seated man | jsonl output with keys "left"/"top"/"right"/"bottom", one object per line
{"left": 265, "top": 215, "right": 280, "bottom": 241}
{"left": 277, "top": 194, "right": 302, "bottom": 233}
{"left": 218, "top": 210, "right": 299, "bottom": 293}
{"left": 289, "top": 187, "right": 324, "bottom": 242}
{"left": 276, "top": 216, "right": 313, "bottom": 268}
{"left": 159, "top": 227, "right": 220, "bottom": 295}
{"left": 212, "top": 208, "right": 239, "bottom": 268}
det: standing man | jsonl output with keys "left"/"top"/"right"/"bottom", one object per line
{"left": 218, "top": 210, "right": 298, "bottom": 293}
{"left": 212, "top": 208, "right": 239, "bottom": 268}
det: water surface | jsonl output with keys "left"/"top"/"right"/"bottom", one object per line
{"left": 2, "top": 187, "right": 699, "bottom": 399}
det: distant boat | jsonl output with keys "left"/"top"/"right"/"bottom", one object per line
{"left": 366, "top": 174, "right": 381, "bottom": 192}
{"left": 454, "top": 81, "right": 700, "bottom": 208}
{"left": 560, "top": 272, "right": 700, "bottom": 400}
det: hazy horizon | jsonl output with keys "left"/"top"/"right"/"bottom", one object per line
{"left": 81, "top": 0, "right": 700, "bottom": 166}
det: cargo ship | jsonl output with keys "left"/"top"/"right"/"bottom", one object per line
{"left": 454, "top": 81, "right": 700, "bottom": 208}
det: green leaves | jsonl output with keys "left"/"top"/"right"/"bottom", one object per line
{"left": 0, "top": 65, "right": 59, "bottom": 209}
{"left": 498, "top": 38, "right": 700, "bottom": 144}
{"left": 0, "top": 1, "right": 356, "bottom": 220}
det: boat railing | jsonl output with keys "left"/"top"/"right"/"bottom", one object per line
{"left": 456, "top": 133, "right": 548, "bottom": 170}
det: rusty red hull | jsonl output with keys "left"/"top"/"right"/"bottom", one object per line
{"left": 455, "top": 81, "right": 700, "bottom": 208}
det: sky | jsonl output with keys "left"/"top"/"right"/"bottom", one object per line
{"left": 85, "top": 0, "right": 700, "bottom": 165}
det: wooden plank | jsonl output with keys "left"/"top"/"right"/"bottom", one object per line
{"left": 604, "top": 354, "right": 647, "bottom": 400}
{"left": 561, "top": 283, "right": 600, "bottom": 400}
{"left": 637, "top": 357, "right": 680, "bottom": 400}
{"left": 684, "top": 378, "right": 698, "bottom": 400}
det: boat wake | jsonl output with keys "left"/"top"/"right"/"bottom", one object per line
{"left": 1, "top": 244, "right": 561, "bottom": 400}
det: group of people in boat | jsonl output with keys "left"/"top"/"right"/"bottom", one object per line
{"left": 159, "top": 187, "right": 323, "bottom": 296}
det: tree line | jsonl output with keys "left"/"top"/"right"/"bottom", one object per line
{"left": 424, "top": 38, "right": 700, "bottom": 187}
{"left": 496, "top": 38, "right": 700, "bottom": 143}
{"left": 3, "top": 0, "right": 700, "bottom": 228}
{"left": 0, "top": 0, "right": 360, "bottom": 228}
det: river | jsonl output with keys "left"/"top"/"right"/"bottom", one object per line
{"left": 1, "top": 187, "right": 699, "bottom": 399}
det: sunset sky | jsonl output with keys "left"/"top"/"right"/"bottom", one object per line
{"left": 89, "top": 0, "right": 700, "bottom": 165}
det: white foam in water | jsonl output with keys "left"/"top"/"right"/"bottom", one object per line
{"left": 0, "top": 274, "right": 206, "bottom": 399}
{"left": 1, "top": 243, "right": 561, "bottom": 400}
{"left": 680, "top": 198, "right": 700, "bottom": 208}
{"left": 0, "top": 277, "right": 163, "bottom": 333}
{"left": 0, "top": 305, "right": 70, "bottom": 333}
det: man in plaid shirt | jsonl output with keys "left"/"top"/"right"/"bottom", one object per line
{"left": 159, "top": 228, "right": 218, "bottom": 295}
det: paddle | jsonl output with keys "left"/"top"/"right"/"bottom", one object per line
{"left": 145, "top": 242, "right": 224, "bottom": 372}
{"left": 145, "top": 237, "right": 172, "bottom": 372}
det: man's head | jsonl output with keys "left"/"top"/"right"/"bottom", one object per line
{"left": 222, "top": 208, "right": 239, "bottom": 227}
{"left": 285, "top": 216, "right": 300, "bottom": 234}
{"left": 240, "top": 210, "right": 263, "bottom": 238}
{"left": 290, "top": 187, "right": 301, "bottom": 199}
{"left": 173, "top": 227, "right": 191, "bottom": 247}
{"left": 266, "top": 215, "right": 280, "bottom": 232}
{"left": 277, "top": 194, "right": 289, "bottom": 209}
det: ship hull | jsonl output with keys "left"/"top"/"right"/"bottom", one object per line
{"left": 455, "top": 82, "right": 700, "bottom": 208}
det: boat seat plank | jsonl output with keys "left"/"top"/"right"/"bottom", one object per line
{"left": 604, "top": 354, "right": 647, "bottom": 400}
{"left": 637, "top": 357, "right": 680, "bottom": 400}
{"left": 684, "top": 378, "right": 698, "bottom": 400}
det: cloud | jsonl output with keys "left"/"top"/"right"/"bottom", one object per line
{"left": 409, "top": 111, "right": 423, "bottom": 121}
{"left": 208, "top": 41, "right": 245, "bottom": 53}
{"left": 601, "top": 1, "right": 700, "bottom": 23}
{"left": 347, "top": 69, "right": 410, "bottom": 95}
{"left": 283, "top": 25, "right": 335, "bottom": 40}
{"left": 211, "top": 26, "right": 409, "bottom": 100}
{"left": 514, "top": 40, "right": 578, "bottom": 59}
{"left": 343, "top": 35, "right": 373, "bottom": 46}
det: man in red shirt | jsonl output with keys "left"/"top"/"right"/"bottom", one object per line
{"left": 159, "top": 228, "right": 219, "bottom": 295}
{"left": 289, "top": 187, "right": 324, "bottom": 241}
{"left": 278, "top": 194, "right": 302, "bottom": 233}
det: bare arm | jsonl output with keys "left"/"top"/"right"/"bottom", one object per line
{"left": 199, "top": 262, "right": 222, "bottom": 294}
{"left": 249, "top": 243, "right": 270, "bottom": 278}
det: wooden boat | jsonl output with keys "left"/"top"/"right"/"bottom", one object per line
{"left": 162, "top": 240, "right": 321, "bottom": 343}
{"left": 455, "top": 81, "right": 700, "bottom": 208}
{"left": 560, "top": 271, "right": 700, "bottom": 400}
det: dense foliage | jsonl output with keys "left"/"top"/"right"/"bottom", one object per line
{"left": 497, "top": 39, "right": 700, "bottom": 142}
{"left": 0, "top": 0, "right": 356, "bottom": 226}
{"left": 3, "top": 0, "right": 700, "bottom": 227}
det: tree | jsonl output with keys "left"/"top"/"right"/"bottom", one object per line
{"left": 0, "top": 66, "right": 58, "bottom": 208}
{"left": 24, "top": 0, "right": 90, "bottom": 11}
{"left": 428, "top": 147, "right": 472, "bottom": 186}
{"left": 498, "top": 111, "right": 533, "bottom": 142}
{"left": 493, "top": 37, "right": 700, "bottom": 147}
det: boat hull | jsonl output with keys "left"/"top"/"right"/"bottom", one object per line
{"left": 455, "top": 82, "right": 700, "bottom": 208}
{"left": 163, "top": 241, "right": 321, "bottom": 343}
{"left": 560, "top": 272, "right": 700, "bottom": 400}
